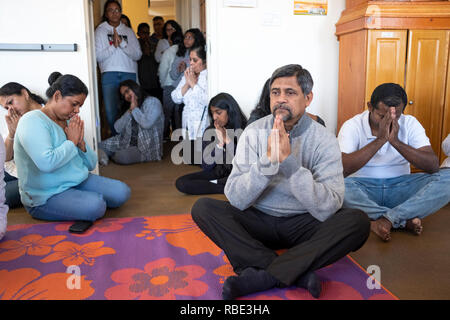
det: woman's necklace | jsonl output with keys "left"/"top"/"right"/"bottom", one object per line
{"left": 42, "top": 106, "right": 66, "bottom": 129}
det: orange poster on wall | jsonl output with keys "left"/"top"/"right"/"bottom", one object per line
{"left": 294, "top": 0, "right": 328, "bottom": 15}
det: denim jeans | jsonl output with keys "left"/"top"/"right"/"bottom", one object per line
{"left": 101, "top": 71, "right": 136, "bottom": 135}
{"left": 26, "top": 174, "right": 131, "bottom": 222}
{"left": 343, "top": 169, "right": 450, "bottom": 228}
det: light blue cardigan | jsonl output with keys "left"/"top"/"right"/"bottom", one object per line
{"left": 14, "top": 110, "right": 97, "bottom": 207}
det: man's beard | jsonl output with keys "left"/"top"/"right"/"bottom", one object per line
{"left": 272, "top": 104, "right": 293, "bottom": 121}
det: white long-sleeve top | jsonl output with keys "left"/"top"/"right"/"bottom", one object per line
{"left": 158, "top": 44, "right": 178, "bottom": 87}
{"left": 0, "top": 134, "right": 9, "bottom": 239}
{"left": 154, "top": 39, "right": 170, "bottom": 63}
{"left": 95, "top": 21, "right": 142, "bottom": 74}
{"left": 171, "top": 69, "right": 209, "bottom": 140}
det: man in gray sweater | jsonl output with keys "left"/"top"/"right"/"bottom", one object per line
{"left": 191, "top": 64, "right": 370, "bottom": 300}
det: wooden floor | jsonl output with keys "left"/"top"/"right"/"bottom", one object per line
{"left": 6, "top": 142, "right": 450, "bottom": 300}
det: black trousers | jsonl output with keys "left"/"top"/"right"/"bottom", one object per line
{"left": 175, "top": 170, "right": 227, "bottom": 195}
{"left": 191, "top": 198, "right": 370, "bottom": 286}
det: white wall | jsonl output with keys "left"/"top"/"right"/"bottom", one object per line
{"left": 207, "top": 0, "right": 345, "bottom": 134}
{"left": 0, "top": 0, "right": 99, "bottom": 172}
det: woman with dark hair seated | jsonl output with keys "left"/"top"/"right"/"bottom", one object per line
{"left": 175, "top": 92, "right": 247, "bottom": 195}
{"left": 14, "top": 72, "right": 130, "bottom": 223}
{"left": 0, "top": 82, "right": 46, "bottom": 209}
{"left": 99, "top": 80, "right": 164, "bottom": 165}
{"left": 248, "top": 78, "right": 326, "bottom": 126}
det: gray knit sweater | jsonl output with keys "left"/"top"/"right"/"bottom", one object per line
{"left": 224, "top": 114, "right": 344, "bottom": 222}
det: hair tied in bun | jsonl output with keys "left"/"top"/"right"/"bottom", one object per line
{"left": 48, "top": 72, "right": 63, "bottom": 86}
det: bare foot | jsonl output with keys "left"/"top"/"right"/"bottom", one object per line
{"left": 406, "top": 218, "right": 423, "bottom": 235}
{"left": 370, "top": 218, "right": 392, "bottom": 242}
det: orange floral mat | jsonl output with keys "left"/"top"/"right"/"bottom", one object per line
{"left": 0, "top": 214, "right": 397, "bottom": 300}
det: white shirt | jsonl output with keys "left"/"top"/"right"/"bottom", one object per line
{"left": 442, "top": 134, "right": 450, "bottom": 168}
{"left": 154, "top": 39, "right": 170, "bottom": 63}
{"left": 171, "top": 69, "right": 209, "bottom": 140}
{"left": 158, "top": 44, "right": 178, "bottom": 87}
{"left": 338, "top": 110, "right": 431, "bottom": 179}
{"left": 95, "top": 21, "right": 142, "bottom": 74}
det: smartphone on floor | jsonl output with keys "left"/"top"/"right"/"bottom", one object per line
{"left": 69, "top": 221, "right": 93, "bottom": 234}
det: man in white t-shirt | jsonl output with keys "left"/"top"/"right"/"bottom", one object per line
{"left": 338, "top": 83, "right": 450, "bottom": 241}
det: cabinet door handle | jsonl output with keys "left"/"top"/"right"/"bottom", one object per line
{"left": 409, "top": 101, "right": 414, "bottom": 105}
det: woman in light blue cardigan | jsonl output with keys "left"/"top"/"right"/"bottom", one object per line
{"left": 14, "top": 72, "right": 130, "bottom": 222}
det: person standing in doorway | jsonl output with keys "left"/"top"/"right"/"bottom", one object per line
{"left": 95, "top": 0, "right": 142, "bottom": 136}
{"left": 158, "top": 32, "right": 183, "bottom": 141}
{"left": 154, "top": 20, "right": 182, "bottom": 64}
{"left": 151, "top": 16, "right": 165, "bottom": 43}
{"left": 137, "top": 22, "right": 161, "bottom": 101}
{"left": 171, "top": 46, "right": 209, "bottom": 164}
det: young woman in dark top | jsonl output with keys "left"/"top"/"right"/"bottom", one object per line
{"left": 175, "top": 93, "right": 247, "bottom": 195}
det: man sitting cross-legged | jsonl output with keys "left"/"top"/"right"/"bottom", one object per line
{"left": 191, "top": 64, "right": 370, "bottom": 300}
{"left": 338, "top": 83, "right": 450, "bottom": 242}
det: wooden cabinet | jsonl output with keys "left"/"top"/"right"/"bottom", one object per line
{"left": 336, "top": 1, "right": 450, "bottom": 163}
{"left": 405, "top": 30, "right": 449, "bottom": 158}
{"left": 365, "top": 30, "right": 407, "bottom": 106}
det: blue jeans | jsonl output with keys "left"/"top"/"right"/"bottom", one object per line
{"left": 26, "top": 174, "right": 131, "bottom": 222}
{"left": 101, "top": 71, "right": 136, "bottom": 135}
{"left": 343, "top": 169, "right": 450, "bottom": 228}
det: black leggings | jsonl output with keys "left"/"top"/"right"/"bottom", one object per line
{"left": 191, "top": 198, "right": 370, "bottom": 286}
{"left": 175, "top": 170, "right": 228, "bottom": 195}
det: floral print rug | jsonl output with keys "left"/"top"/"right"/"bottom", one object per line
{"left": 0, "top": 214, "right": 397, "bottom": 300}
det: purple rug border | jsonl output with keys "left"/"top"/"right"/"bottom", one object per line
{"left": 2, "top": 215, "right": 398, "bottom": 300}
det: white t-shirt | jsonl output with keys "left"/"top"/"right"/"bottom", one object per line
{"left": 442, "top": 134, "right": 450, "bottom": 168}
{"left": 338, "top": 110, "right": 431, "bottom": 179}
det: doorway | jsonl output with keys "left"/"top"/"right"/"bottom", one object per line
{"left": 91, "top": 0, "right": 206, "bottom": 140}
